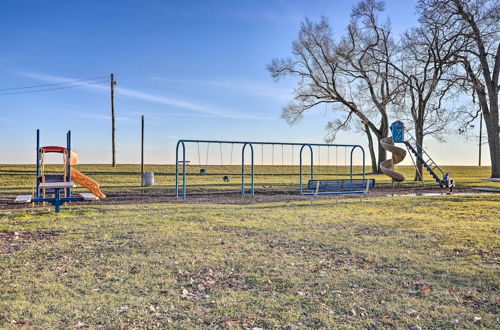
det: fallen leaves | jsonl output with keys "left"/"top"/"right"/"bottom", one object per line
{"left": 405, "top": 309, "right": 419, "bottom": 317}
{"left": 177, "top": 267, "right": 248, "bottom": 302}
{"left": 461, "top": 294, "right": 486, "bottom": 308}
{"left": 2, "top": 320, "right": 28, "bottom": 326}
{"left": 0, "top": 230, "right": 60, "bottom": 254}
{"left": 421, "top": 287, "right": 432, "bottom": 294}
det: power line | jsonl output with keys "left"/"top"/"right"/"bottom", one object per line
{"left": 0, "top": 81, "right": 108, "bottom": 95}
{"left": 0, "top": 76, "right": 108, "bottom": 92}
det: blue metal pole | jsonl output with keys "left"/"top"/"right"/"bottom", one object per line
{"left": 349, "top": 146, "right": 365, "bottom": 181}
{"left": 241, "top": 143, "right": 255, "bottom": 197}
{"left": 176, "top": 139, "right": 360, "bottom": 148}
{"left": 182, "top": 142, "right": 186, "bottom": 200}
{"left": 299, "top": 144, "right": 314, "bottom": 194}
{"left": 350, "top": 147, "right": 353, "bottom": 182}
{"left": 241, "top": 143, "right": 247, "bottom": 195}
{"left": 67, "top": 130, "right": 72, "bottom": 197}
{"left": 361, "top": 147, "right": 365, "bottom": 180}
{"left": 299, "top": 146, "right": 302, "bottom": 193}
{"left": 175, "top": 140, "right": 180, "bottom": 198}
{"left": 309, "top": 144, "right": 314, "bottom": 179}
{"left": 299, "top": 145, "right": 305, "bottom": 193}
{"left": 55, "top": 188, "right": 62, "bottom": 213}
{"left": 248, "top": 143, "right": 254, "bottom": 197}
{"left": 36, "top": 129, "right": 40, "bottom": 198}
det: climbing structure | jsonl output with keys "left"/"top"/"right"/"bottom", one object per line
{"left": 14, "top": 129, "right": 105, "bottom": 212}
{"left": 380, "top": 121, "right": 455, "bottom": 191}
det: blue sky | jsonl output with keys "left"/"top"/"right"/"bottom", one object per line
{"left": 0, "top": 0, "right": 487, "bottom": 165}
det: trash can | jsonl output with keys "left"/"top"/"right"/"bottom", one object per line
{"left": 143, "top": 172, "right": 154, "bottom": 187}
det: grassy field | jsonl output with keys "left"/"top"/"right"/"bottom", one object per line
{"left": 1, "top": 195, "right": 499, "bottom": 328}
{"left": 0, "top": 165, "right": 499, "bottom": 328}
{"left": 0, "top": 164, "right": 497, "bottom": 195}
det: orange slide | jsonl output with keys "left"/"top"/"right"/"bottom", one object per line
{"left": 71, "top": 168, "right": 106, "bottom": 199}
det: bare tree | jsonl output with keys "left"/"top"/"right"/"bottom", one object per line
{"left": 418, "top": 0, "right": 500, "bottom": 178}
{"left": 325, "top": 118, "right": 379, "bottom": 173}
{"left": 391, "top": 24, "right": 463, "bottom": 180}
{"left": 268, "top": 0, "right": 402, "bottom": 173}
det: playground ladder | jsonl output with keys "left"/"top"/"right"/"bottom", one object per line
{"left": 403, "top": 135, "right": 446, "bottom": 187}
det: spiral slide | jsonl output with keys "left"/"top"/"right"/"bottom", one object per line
{"left": 380, "top": 137, "right": 407, "bottom": 182}
{"left": 71, "top": 168, "right": 106, "bottom": 199}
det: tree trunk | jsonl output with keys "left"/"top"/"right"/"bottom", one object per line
{"left": 483, "top": 102, "right": 500, "bottom": 178}
{"left": 375, "top": 131, "right": 387, "bottom": 174}
{"left": 414, "top": 127, "right": 424, "bottom": 181}
{"left": 364, "top": 124, "right": 378, "bottom": 174}
{"left": 375, "top": 122, "right": 389, "bottom": 174}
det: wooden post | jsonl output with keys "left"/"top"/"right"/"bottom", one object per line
{"left": 479, "top": 112, "right": 482, "bottom": 166}
{"left": 141, "top": 115, "right": 144, "bottom": 186}
{"left": 111, "top": 73, "right": 117, "bottom": 167}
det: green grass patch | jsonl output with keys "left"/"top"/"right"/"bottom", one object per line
{"left": 0, "top": 164, "right": 496, "bottom": 195}
{"left": 0, "top": 195, "right": 498, "bottom": 327}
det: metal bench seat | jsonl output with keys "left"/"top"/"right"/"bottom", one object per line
{"left": 14, "top": 195, "right": 33, "bottom": 203}
{"left": 304, "top": 178, "right": 376, "bottom": 195}
{"left": 79, "top": 192, "right": 100, "bottom": 201}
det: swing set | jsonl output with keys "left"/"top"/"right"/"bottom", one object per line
{"left": 175, "top": 139, "right": 374, "bottom": 200}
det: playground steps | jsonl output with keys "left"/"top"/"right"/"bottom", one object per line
{"left": 403, "top": 141, "right": 444, "bottom": 186}
{"left": 14, "top": 195, "right": 32, "bottom": 203}
{"left": 79, "top": 193, "right": 100, "bottom": 201}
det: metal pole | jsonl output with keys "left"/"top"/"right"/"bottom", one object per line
{"left": 309, "top": 145, "right": 314, "bottom": 179}
{"left": 251, "top": 144, "right": 254, "bottom": 196}
{"left": 362, "top": 147, "right": 365, "bottom": 180}
{"left": 67, "top": 131, "right": 72, "bottom": 197}
{"left": 175, "top": 141, "right": 180, "bottom": 198}
{"left": 350, "top": 147, "right": 354, "bottom": 181}
{"left": 36, "top": 129, "right": 40, "bottom": 198}
{"left": 242, "top": 144, "right": 247, "bottom": 196}
{"left": 241, "top": 143, "right": 255, "bottom": 197}
{"left": 299, "top": 144, "right": 314, "bottom": 193}
{"left": 299, "top": 145, "right": 304, "bottom": 193}
{"left": 111, "top": 73, "right": 116, "bottom": 167}
{"left": 349, "top": 146, "right": 366, "bottom": 181}
{"left": 141, "top": 115, "right": 144, "bottom": 186}
{"left": 479, "top": 112, "right": 483, "bottom": 166}
{"left": 182, "top": 143, "right": 186, "bottom": 200}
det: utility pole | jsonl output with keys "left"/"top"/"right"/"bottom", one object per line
{"left": 479, "top": 112, "right": 483, "bottom": 166}
{"left": 141, "top": 115, "right": 144, "bottom": 186}
{"left": 110, "top": 73, "right": 117, "bottom": 167}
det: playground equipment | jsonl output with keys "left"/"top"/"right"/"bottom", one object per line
{"left": 14, "top": 130, "right": 105, "bottom": 212}
{"left": 380, "top": 121, "right": 455, "bottom": 191}
{"left": 175, "top": 139, "right": 373, "bottom": 200}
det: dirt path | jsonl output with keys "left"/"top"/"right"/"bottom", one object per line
{"left": 0, "top": 185, "right": 487, "bottom": 211}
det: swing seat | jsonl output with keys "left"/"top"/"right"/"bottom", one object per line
{"left": 304, "top": 179, "right": 375, "bottom": 195}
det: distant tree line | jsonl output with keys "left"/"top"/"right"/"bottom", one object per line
{"left": 268, "top": 0, "right": 499, "bottom": 178}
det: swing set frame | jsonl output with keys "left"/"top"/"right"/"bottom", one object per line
{"left": 175, "top": 139, "right": 366, "bottom": 200}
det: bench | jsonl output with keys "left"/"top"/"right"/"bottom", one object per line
{"left": 304, "top": 179, "right": 376, "bottom": 196}
{"left": 79, "top": 192, "right": 100, "bottom": 201}
{"left": 14, "top": 195, "right": 32, "bottom": 203}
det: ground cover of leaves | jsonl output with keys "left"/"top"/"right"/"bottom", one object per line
{"left": 0, "top": 195, "right": 498, "bottom": 328}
